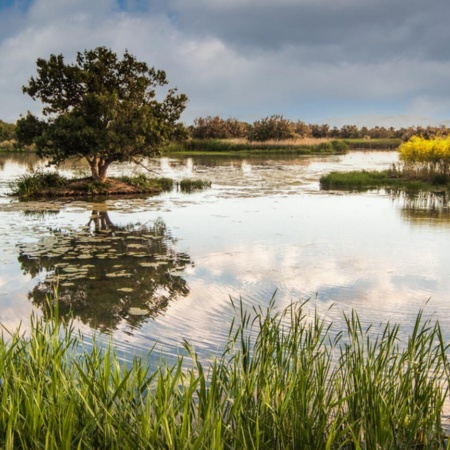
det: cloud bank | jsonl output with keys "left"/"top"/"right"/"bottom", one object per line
{"left": 1, "top": 0, "right": 449, "bottom": 127}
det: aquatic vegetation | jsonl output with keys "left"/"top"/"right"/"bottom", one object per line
{"left": 9, "top": 171, "right": 68, "bottom": 197}
{"left": 343, "top": 138, "right": 402, "bottom": 150}
{"left": 320, "top": 170, "right": 438, "bottom": 192}
{"left": 0, "top": 299, "right": 448, "bottom": 449}
{"left": 17, "top": 213, "right": 191, "bottom": 331}
{"left": 178, "top": 178, "right": 212, "bottom": 192}
{"left": 118, "top": 174, "right": 174, "bottom": 192}
{"left": 168, "top": 138, "right": 348, "bottom": 154}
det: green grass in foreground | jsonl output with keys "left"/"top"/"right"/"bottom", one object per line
{"left": 1, "top": 298, "right": 449, "bottom": 449}
{"left": 320, "top": 170, "right": 436, "bottom": 192}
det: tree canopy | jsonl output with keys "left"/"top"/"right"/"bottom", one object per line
{"left": 17, "top": 47, "right": 188, "bottom": 180}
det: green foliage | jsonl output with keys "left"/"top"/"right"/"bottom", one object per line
{"left": 343, "top": 138, "right": 402, "bottom": 150}
{"left": 190, "top": 116, "right": 249, "bottom": 139}
{"left": 9, "top": 171, "right": 67, "bottom": 197}
{"left": 0, "top": 299, "right": 448, "bottom": 449}
{"left": 170, "top": 138, "right": 348, "bottom": 154}
{"left": 17, "top": 47, "right": 188, "bottom": 181}
{"left": 0, "top": 120, "right": 15, "bottom": 142}
{"left": 330, "top": 139, "right": 349, "bottom": 152}
{"left": 179, "top": 179, "right": 211, "bottom": 192}
{"left": 320, "top": 170, "right": 432, "bottom": 192}
{"left": 119, "top": 175, "right": 174, "bottom": 192}
{"left": 248, "top": 114, "right": 297, "bottom": 141}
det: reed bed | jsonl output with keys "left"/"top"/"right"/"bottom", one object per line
{"left": 0, "top": 299, "right": 449, "bottom": 449}
{"left": 320, "top": 169, "right": 432, "bottom": 192}
{"left": 168, "top": 138, "right": 348, "bottom": 154}
{"left": 9, "top": 171, "right": 68, "bottom": 197}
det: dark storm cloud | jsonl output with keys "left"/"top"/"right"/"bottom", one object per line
{"left": 170, "top": 0, "right": 450, "bottom": 63}
{"left": 0, "top": 0, "right": 449, "bottom": 126}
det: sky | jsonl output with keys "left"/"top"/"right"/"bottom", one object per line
{"left": 0, "top": 0, "right": 449, "bottom": 128}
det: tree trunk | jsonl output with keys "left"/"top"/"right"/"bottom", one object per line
{"left": 87, "top": 156, "right": 110, "bottom": 182}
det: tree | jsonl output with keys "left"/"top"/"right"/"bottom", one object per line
{"left": 248, "top": 115, "right": 296, "bottom": 141}
{"left": 0, "top": 120, "right": 15, "bottom": 142}
{"left": 17, "top": 47, "right": 188, "bottom": 181}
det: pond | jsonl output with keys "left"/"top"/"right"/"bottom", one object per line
{"left": 1, "top": 150, "right": 450, "bottom": 364}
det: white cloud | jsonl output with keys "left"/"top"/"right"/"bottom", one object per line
{"left": 0, "top": 0, "right": 449, "bottom": 126}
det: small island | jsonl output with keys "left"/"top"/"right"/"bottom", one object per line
{"left": 320, "top": 135, "right": 450, "bottom": 193}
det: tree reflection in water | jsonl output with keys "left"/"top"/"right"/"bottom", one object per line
{"left": 18, "top": 211, "right": 192, "bottom": 332}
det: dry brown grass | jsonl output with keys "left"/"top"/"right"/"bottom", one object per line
{"left": 226, "top": 137, "right": 332, "bottom": 146}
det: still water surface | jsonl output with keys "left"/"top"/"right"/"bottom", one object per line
{"left": 1, "top": 151, "right": 450, "bottom": 363}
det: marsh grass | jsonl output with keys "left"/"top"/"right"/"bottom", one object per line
{"left": 1, "top": 298, "right": 449, "bottom": 449}
{"left": 9, "top": 171, "right": 68, "bottom": 197}
{"left": 168, "top": 138, "right": 348, "bottom": 155}
{"left": 178, "top": 178, "right": 212, "bottom": 192}
{"left": 343, "top": 138, "right": 402, "bottom": 150}
{"left": 118, "top": 174, "right": 174, "bottom": 192}
{"left": 320, "top": 170, "right": 433, "bottom": 192}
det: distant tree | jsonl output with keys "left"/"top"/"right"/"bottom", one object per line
{"left": 309, "top": 123, "right": 330, "bottom": 138}
{"left": 0, "top": 120, "right": 15, "bottom": 142}
{"left": 191, "top": 116, "right": 248, "bottom": 139}
{"left": 248, "top": 115, "right": 296, "bottom": 141}
{"left": 225, "top": 118, "right": 250, "bottom": 138}
{"left": 339, "top": 124, "right": 360, "bottom": 139}
{"left": 17, "top": 47, "right": 188, "bottom": 181}
{"left": 191, "top": 116, "right": 228, "bottom": 139}
{"left": 294, "top": 120, "right": 312, "bottom": 138}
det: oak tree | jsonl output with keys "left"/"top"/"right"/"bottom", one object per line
{"left": 17, "top": 47, "right": 188, "bottom": 181}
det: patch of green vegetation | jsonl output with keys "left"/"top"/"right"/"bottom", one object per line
{"left": 84, "top": 179, "right": 113, "bottom": 194}
{"left": 320, "top": 170, "right": 436, "bottom": 192}
{"left": 9, "top": 171, "right": 68, "bottom": 198}
{"left": 343, "top": 138, "right": 402, "bottom": 150}
{"left": 118, "top": 174, "right": 174, "bottom": 192}
{"left": 1, "top": 298, "right": 448, "bottom": 449}
{"left": 168, "top": 138, "right": 349, "bottom": 155}
{"left": 179, "top": 178, "right": 212, "bottom": 192}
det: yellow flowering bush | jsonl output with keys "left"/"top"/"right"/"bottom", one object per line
{"left": 399, "top": 135, "right": 450, "bottom": 181}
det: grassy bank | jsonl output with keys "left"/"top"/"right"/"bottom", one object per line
{"left": 167, "top": 138, "right": 349, "bottom": 155}
{"left": 9, "top": 172, "right": 211, "bottom": 198}
{"left": 343, "top": 138, "right": 402, "bottom": 150}
{"left": 0, "top": 299, "right": 449, "bottom": 449}
{"left": 320, "top": 170, "right": 442, "bottom": 192}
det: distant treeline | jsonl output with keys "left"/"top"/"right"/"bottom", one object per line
{"left": 0, "top": 119, "right": 15, "bottom": 142}
{"left": 189, "top": 115, "right": 450, "bottom": 142}
{"left": 2, "top": 115, "right": 450, "bottom": 148}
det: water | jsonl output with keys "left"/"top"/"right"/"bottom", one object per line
{"left": 1, "top": 150, "right": 450, "bottom": 363}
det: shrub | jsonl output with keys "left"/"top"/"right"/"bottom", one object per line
{"left": 179, "top": 179, "right": 211, "bottom": 192}
{"left": 399, "top": 135, "right": 450, "bottom": 181}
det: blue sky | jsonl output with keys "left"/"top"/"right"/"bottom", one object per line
{"left": 0, "top": 0, "right": 449, "bottom": 127}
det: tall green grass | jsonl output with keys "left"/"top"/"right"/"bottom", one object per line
{"left": 320, "top": 170, "right": 432, "bottom": 192}
{"left": 179, "top": 178, "right": 212, "bottom": 192}
{"left": 9, "top": 171, "right": 68, "bottom": 198}
{"left": 0, "top": 298, "right": 449, "bottom": 449}
{"left": 343, "top": 138, "right": 402, "bottom": 150}
{"left": 168, "top": 138, "right": 348, "bottom": 155}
